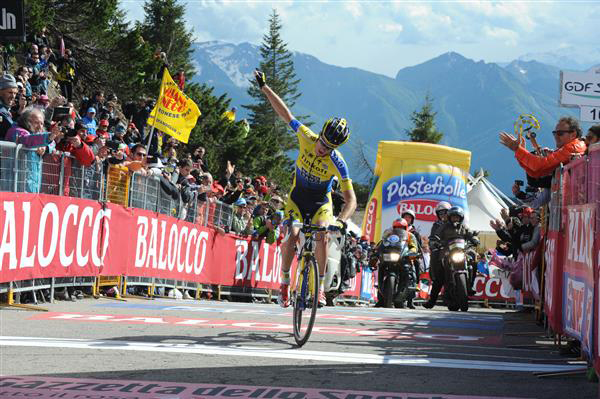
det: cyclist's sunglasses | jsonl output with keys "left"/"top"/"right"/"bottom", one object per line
{"left": 318, "top": 137, "right": 335, "bottom": 151}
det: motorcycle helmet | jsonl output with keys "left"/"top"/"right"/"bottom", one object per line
{"left": 320, "top": 117, "right": 350, "bottom": 148}
{"left": 401, "top": 209, "right": 416, "bottom": 224}
{"left": 392, "top": 218, "right": 408, "bottom": 230}
{"left": 435, "top": 201, "right": 451, "bottom": 219}
{"left": 448, "top": 206, "right": 464, "bottom": 223}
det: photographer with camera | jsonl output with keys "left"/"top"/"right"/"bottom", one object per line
{"left": 53, "top": 119, "right": 95, "bottom": 167}
{"left": 252, "top": 210, "right": 284, "bottom": 245}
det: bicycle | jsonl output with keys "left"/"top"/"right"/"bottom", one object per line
{"left": 286, "top": 213, "right": 340, "bottom": 347}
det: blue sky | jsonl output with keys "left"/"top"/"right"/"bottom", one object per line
{"left": 122, "top": 1, "right": 600, "bottom": 77}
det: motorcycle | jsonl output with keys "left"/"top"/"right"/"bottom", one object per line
{"left": 322, "top": 230, "right": 346, "bottom": 306}
{"left": 441, "top": 237, "right": 473, "bottom": 312}
{"left": 379, "top": 230, "right": 419, "bottom": 308}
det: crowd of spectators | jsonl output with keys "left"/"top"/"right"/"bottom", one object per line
{"left": 0, "top": 30, "right": 305, "bottom": 304}
{"left": 493, "top": 115, "right": 600, "bottom": 354}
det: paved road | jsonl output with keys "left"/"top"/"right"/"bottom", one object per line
{"left": 0, "top": 298, "right": 595, "bottom": 399}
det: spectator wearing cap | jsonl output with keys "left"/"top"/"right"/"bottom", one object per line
{"left": 82, "top": 107, "right": 97, "bottom": 136}
{"left": 269, "top": 195, "right": 284, "bottom": 212}
{"left": 5, "top": 107, "right": 63, "bottom": 192}
{"left": 0, "top": 73, "right": 18, "bottom": 140}
{"left": 96, "top": 118, "right": 109, "bottom": 136}
{"left": 36, "top": 94, "right": 50, "bottom": 110}
{"left": 231, "top": 198, "right": 254, "bottom": 236}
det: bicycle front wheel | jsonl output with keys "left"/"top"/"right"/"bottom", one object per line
{"left": 293, "top": 256, "right": 319, "bottom": 347}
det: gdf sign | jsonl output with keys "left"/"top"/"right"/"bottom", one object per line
{"left": 0, "top": 0, "right": 25, "bottom": 42}
{"left": 560, "top": 68, "right": 600, "bottom": 122}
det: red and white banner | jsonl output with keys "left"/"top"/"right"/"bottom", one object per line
{"left": 522, "top": 238, "right": 544, "bottom": 300}
{"left": 0, "top": 193, "right": 292, "bottom": 289}
{"left": 471, "top": 276, "right": 514, "bottom": 302}
{"left": 562, "top": 204, "right": 596, "bottom": 357}
{"left": 0, "top": 194, "right": 111, "bottom": 281}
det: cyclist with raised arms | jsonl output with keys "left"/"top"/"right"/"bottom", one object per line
{"left": 254, "top": 69, "right": 357, "bottom": 308}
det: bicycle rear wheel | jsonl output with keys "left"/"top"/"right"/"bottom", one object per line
{"left": 293, "top": 255, "right": 319, "bottom": 347}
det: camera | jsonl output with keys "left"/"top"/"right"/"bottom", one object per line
{"left": 64, "top": 127, "right": 78, "bottom": 137}
{"left": 508, "top": 205, "right": 524, "bottom": 218}
{"left": 514, "top": 180, "right": 524, "bottom": 187}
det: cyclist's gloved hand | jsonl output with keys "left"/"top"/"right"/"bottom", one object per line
{"left": 254, "top": 69, "right": 266, "bottom": 88}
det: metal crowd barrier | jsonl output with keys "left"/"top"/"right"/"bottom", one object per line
{"left": 0, "top": 139, "right": 238, "bottom": 304}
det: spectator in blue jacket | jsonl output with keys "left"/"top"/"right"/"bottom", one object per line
{"left": 82, "top": 107, "right": 97, "bottom": 136}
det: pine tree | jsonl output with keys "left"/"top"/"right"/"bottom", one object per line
{"left": 406, "top": 94, "right": 444, "bottom": 144}
{"left": 242, "top": 9, "right": 304, "bottom": 189}
{"left": 139, "top": 0, "right": 194, "bottom": 95}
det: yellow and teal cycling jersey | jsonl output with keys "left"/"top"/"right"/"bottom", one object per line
{"left": 285, "top": 119, "right": 353, "bottom": 224}
{"left": 289, "top": 119, "right": 353, "bottom": 194}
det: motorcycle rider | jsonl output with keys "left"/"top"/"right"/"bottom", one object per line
{"left": 372, "top": 218, "right": 419, "bottom": 308}
{"left": 424, "top": 202, "right": 451, "bottom": 308}
{"left": 426, "top": 206, "right": 479, "bottom": 309}
{"left": 401, "top": 209, "right": 423, "bottom": 302}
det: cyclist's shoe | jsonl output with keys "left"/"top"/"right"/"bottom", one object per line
{"left": 278, "top": 284, "right": 290, "bottom": 308}
{"left": 318, "top": 290, "right": 326, "bottom": 308}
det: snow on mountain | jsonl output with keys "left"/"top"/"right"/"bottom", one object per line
{"left": 518, "top": 47, "right": 600, "bottom": 71}
{"left": 195, "top": 41, "right": 259, "bottom": 88}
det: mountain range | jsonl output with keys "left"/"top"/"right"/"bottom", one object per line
{"left": 191, "top": 41, "right": 596, "bottom": 192}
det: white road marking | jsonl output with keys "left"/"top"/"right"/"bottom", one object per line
{"left": 0, "top": 336, "right": 582, "bottom": 373}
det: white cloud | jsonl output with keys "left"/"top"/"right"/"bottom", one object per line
{"left": 119, "top": 0, "right": 600, "bottom": 77}
{"left": 483, "top": 26, "right": 519, "bottom": 46}
{"left": 344, "top": 1, "right": 363, "bottom": 18}
{"left": 379, "top": 23, "right": 403, "bottom": 33}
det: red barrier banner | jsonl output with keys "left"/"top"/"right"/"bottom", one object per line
{"left": 0, "top": 193, "right": 290, "bottom": 290}
{"left": 339, "top": 273, "right": 361, "bottom": 299}
{"left": 562, "top": 204, "right": 595, "bottom": 357}
{"left": 522, "top": 239, "right": 544, "bottom": 300}
{"left": 544, "top": 230, "right": 564, "bottom": 333}
{"left": 563, "top": 157, "right": 588, "bottom": 205}
{"left": 595, "top": 213, "right": 600, "bottom": 374}
{"left": 0, "top": 194, "right": 111, "bottom": 282}
{"left": 471, "top": 276, "right": 513, "bottom": 302}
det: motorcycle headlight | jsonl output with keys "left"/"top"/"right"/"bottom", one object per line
{"left": 383, "top": 252, "right": 401, "bottom": 262}
{"left": 451, "top": 251, "right": 465, "bottom": 263}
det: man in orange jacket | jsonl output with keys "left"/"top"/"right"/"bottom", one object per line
{"left": 499, "top": 116, "right": 587, "bottom": 177}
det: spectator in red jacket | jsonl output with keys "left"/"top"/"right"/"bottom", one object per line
{"left": 499, "top": 116, "right": 586, "bottom": 177}
{"left": 55, "top": 120, "right": 95, "bottom": 167}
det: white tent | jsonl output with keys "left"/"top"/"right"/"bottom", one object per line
{"left": 466, "top": 171, "right": 516, "bottom": 249}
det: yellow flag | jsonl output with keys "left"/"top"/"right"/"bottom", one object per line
{"left": 147, "top": 69, "right": 201, "bottom": 144}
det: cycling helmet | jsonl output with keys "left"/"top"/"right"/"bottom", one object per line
{"left": 401, "top": 209, "right": 416, "bottom": 223}
{"left": 392, "top": 218, "right": 408, "bottom": 230}
{"left": 320, "top": 117, "right": 350, "bottom": 148}
{"left": 448, "top": 206, "right": 464, "bottom": 223}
